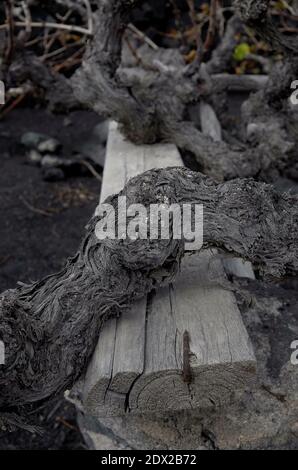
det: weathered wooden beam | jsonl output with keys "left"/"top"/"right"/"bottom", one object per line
{"left": 199, "top": 101, "right": 255, "bottom": 280}
{"left": 82, "top": 123, "right": 257, "bottom": 417}
{"left": 212, "top": 74, "right": 268, "bottom": 93}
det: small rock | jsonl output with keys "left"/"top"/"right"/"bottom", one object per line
{"left": 63, "top": 117, "right": 72, "bottom": 127}
{"left": 28, "top": 149, "right": 42, "bottom": 165}
{"left": 42, "top": 167, "right": 65, "bottom": 182}
{"left": 41, "top": 155, "right": 62, "bottom": 168}
{"left": 21, "top": 132, "right": 50, "bottom": 149}
{"left": 38, "top": 138, "right": 61, "bottom": 154}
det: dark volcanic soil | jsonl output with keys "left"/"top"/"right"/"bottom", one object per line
{"left": 0, "top": 107, "right": 103, "bottom": 450}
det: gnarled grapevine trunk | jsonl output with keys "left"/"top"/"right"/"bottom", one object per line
{"left": 72, "top": 0, "right": 298, "bottom": 182}
{"left": 1, "top": 168, "right": 297, "bottom": 410}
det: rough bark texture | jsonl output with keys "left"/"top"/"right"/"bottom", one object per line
{"left": 72, "top": 0, "right": 198, "bottom": 145}
{"left": 4, "top": 51, "right": 80, "bottom": 112}
{"left": 1, "top": 168, "right": 297, "bottom": 410}
{"left": 234, "top": 0, "right": 298, "bottom": 53}
{"left": 72, "top": 0, "right": 298, "bottom": 182}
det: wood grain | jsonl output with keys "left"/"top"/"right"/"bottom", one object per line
{"left": 83, "top": 122, "right": 256, "bottom": 416}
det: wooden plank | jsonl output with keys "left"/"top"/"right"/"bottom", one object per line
{"left": 84, "top": 122, "right": 184, "bottom": 416}
{"left": 223, "top": 257, "right": 255, "bottom": 280}
{"left": 83, "top": 317, "right": 117, "bottom": 414}
{"left": 199, "top": 100, "right": 256, "bottom": 281}
{"left": 200, "top": 101, "right": 222, "bottom": 142}
{"left": 128, "top": 253, "right": 255, "bottom": 412}
{"left": 212, "top": 73, "right": 268, "bottom": 92}
{"left": 83, "top": 122, "right": 256, "bottom": 417}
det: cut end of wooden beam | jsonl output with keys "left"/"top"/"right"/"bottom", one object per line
{"left": 127, "top": 363, "right": 256, "bottom": 413}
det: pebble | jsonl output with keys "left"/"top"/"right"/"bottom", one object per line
{"left": 63, "top": 117, "right": 72, "bottom": 127}
{"left": 38, "top": 138, "right": 61, "bottom": 154}
{"left": 28, "top": 149, "right": 42, "bottom": 165}
{"left": 41, "top": 155, "right": 63, "bottom": 168}
{"left": 21, "top": 132, "right": 50, "bottom": 149}
{"left": 42, "top": 167, "right": 65, "bottom": 182}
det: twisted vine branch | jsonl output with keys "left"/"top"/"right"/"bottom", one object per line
{"left": 1, "top": 168, "right": 297, "bottom": 409}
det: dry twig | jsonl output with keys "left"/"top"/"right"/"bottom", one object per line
{"left": 0, "top": 21, "right": 92, "bottom": 37}
{"left": 186, "top": 0, "right": 203, "bottom": 63}
{"left": 204, "top": 0, "right": 218, "bottom": 53}
{"left": 127, "top": 23, "right": 159, "bottom": 50}
{"left": 4, "top": 0, "right": 15, "bottom": 64}
{"left": 79, "top": 160, "right": 102, "bottom": 182}
{"left": 0, "top": 94, "right": 27, "bottom": 119}
{"left": 20, "top": 196, "right": 54, "bottom": 218}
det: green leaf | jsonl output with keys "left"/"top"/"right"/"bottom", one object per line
{"left": 233, "top": 43, "right": 251, "bottom": 62}
{"left": 274, "top": 1, "right": 287, "bottom": 10}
